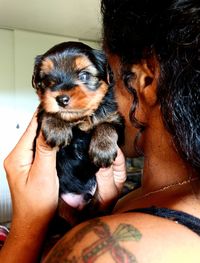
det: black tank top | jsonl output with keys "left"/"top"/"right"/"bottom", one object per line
{"left": 126, "top": 206, "right": 200, "bottom": 236}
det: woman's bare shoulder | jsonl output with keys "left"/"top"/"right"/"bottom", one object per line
{"left": 43, "top": 213, "right": 200, "bottom": 263}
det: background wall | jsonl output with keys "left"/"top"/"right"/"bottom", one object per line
{"left": 0, "top": 27, "right": 100, "bottom": 223}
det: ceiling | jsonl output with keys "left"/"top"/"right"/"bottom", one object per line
{"left": 0, "top": 0, "right": 102, "bottom": 41}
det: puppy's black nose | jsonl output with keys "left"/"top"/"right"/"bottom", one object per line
{"left": 56, "top": 95, "right": 70, "bottom": 107}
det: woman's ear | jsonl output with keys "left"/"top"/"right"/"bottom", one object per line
{"left": 131, "top": 56, "right": 159, "bottom": 107}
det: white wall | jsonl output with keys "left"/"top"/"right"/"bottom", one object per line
{"left": 0, "top": 29, "right": 14, "bottom": 223}
{"left": 0, "top": 28, "right": 100, "bottom": 223}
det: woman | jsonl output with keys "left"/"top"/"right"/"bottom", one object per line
{"left": 1, "top": 0, "right": 200, "bottom": 262}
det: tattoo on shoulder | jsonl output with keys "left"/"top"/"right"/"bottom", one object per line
{"left": 45, "top": 218, "right": 142, "bottom": 263}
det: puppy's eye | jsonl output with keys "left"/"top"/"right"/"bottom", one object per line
{"left": 79, "top": 71, "right": 91, "bottom": 82}
{"left": 38, "top": 79, "right": 55, "bottom": 89}
{"left": 37, "top": 82, "right": 43, "bottom": 89}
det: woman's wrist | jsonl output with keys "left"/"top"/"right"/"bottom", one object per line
{"left": 0, "top": 218, "right": 49, "bottom": 263}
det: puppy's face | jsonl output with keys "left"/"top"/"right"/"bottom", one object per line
{"left": 32, "top": 42, "right": 108, "bottom": 121}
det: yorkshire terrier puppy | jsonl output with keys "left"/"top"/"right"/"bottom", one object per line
{"left": 32, "top": 41, "right": 124, "bottom": 210}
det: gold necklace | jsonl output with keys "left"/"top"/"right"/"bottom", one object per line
{"left": 133, "top": 176, "right": 200, "bottom": 201}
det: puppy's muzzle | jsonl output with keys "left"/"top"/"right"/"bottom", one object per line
{"left": 56, "top": 95, "right": 70, "bottom": 107}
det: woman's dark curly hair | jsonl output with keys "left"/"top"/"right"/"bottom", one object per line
{"left": 101, "top": 0, "right": 200, "bottom": 169}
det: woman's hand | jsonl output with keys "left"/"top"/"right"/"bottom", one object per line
{"left": 95, "top": 147, "right": 127, "bottom": 210}
{"left": 1, "top": 111, "right": 59, "bottom": 263}
{"left": 4, "top": 111, "right": 59, "bottom": 225}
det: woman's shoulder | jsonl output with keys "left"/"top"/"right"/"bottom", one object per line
{"left": 43, "top": 212, "right": 200, "bottom": 263}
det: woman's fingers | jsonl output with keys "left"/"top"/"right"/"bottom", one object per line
{"left": 112, "top": 147, "right": 127, "bottom": 190}
{"left": 28, "top": 132, "right": 58, "bottom": 183}
{"left": 4, "top": 112, "right": 38, "bottom": 182}
{"left": 95, "top": 147, "right": 127, "bottom": 208}
{"left": 96, "top": 166, "right": 118, "bottom": 208}
{"left": 12, "top": 111, "right": 38, "bottom": 152}
{"left": 4, "top": 111, "right": 59, "bottom": 220}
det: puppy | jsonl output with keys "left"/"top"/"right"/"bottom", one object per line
{"left": 32, "top": 41, "right": 124, "bottom": 210}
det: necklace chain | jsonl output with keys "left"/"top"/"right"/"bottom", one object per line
{"left": 135, "top": 177, "right": 200, "bottom": 201}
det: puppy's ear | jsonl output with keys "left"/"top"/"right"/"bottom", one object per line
{"left": 32, "top": 55, "right": 43, "bottom": 89}
{"left": 92, "top": 50, "right": 106, "bottom": 65}
{"left": 92, "top": 49, "right": 108, "bottom": 82}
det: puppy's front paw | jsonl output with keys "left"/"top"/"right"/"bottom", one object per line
{"left": 41, "top": 115, "right": 72, "bottom": 148}
{"left": 89, "top": 124, "right": 118, "bottom": 167}
{"left": 89, "top": 139, "right": 118, "bottom": 167}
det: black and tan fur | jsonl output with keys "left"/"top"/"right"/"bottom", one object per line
{"left": 32, "top": 41, "right": 124, "bottom": 209}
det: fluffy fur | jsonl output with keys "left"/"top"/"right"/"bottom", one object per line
{"left": 32, "top": 41, "right": 124, "bottom": 209}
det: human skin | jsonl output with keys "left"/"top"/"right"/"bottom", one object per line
{"left": 0, "top": 111, "right": 127, "bottom": 263}
{"left": 41, "top": 51, "right": 200, "bottom": 263}
{"left": 2, "top": 0, "right": 200, "bottom": 260}
{"left": 0, "top": 112, "right": 59, "bottom": 263}
{"left": 1, "top": 52, "right": 200, "bottom": 263}
{"left": 1, "top": 55, "right": 200, "bottom": 262}
{"left": 107, "top": 54, "right": 200, "bottom": 215}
